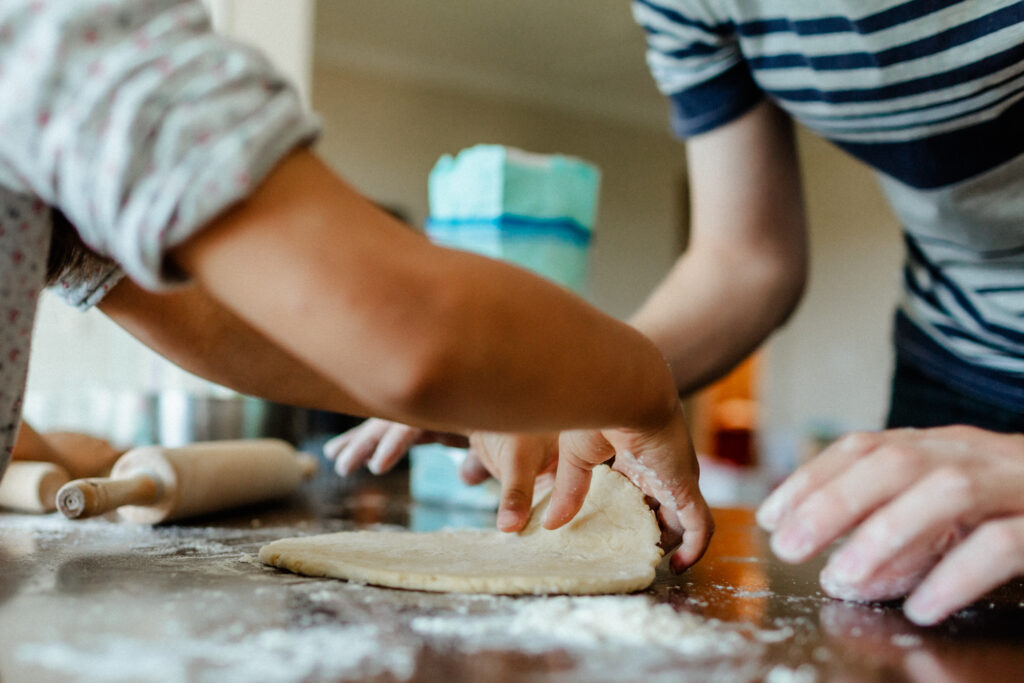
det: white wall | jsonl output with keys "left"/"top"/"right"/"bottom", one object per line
{"left": 204, "top": 0, "right": 315, "bottom": 106}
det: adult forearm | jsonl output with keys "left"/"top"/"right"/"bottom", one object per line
{"left": 173, "top": 151, "right": 678, "bottom": 435}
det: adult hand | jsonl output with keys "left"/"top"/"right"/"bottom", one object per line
{"left": 543, "top": 403, "right": 714, "bottom": 573}
{"left": 756, "top": 426, "right": 1024, "bottom": 625}
{"left": 324, "top": 418, "right": 467, "bottom": 476}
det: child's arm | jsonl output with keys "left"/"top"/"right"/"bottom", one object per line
{"left": 13, "top": 423, "right": 121, "bottom": 479}
{"left": 98, "top": 278, "right": 375, "bottom": 419}
{"left": 171, "top": 150, "right": 681, "bottom": 438}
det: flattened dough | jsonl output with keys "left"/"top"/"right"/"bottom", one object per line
{"left": 259, "top": 465, "right": 662, "bottom": 595}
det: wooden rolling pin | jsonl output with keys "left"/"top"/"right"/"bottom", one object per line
{"left": 0, "top": 461, "right": 71, "bottom": 513}
{"left": 56, "top": 439, "right": 319, "bottom": 524}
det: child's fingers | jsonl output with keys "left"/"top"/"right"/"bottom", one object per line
{"left": 543, "top": 430, "right": 615, "bottom": 529}
{"left": 669, "top": 495, "right": 715, "bottom": 572}
{"left": 459, "top": 450, "right": 491, "bottom": 485}
{"left": 330, "top": 419, "right": 391, "bottom": 475}
{"left": 496, "top": 452, "right": 540, "bottom": 533}
{"left": 542, "top": 455, "right": 593, "bottom": 530}
{"left": 367, "top": 424, "right": 423, "bottom": 474}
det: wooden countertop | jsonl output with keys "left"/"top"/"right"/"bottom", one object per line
{"left": 0, "top": 466, "right": 1021, "bottom": 682}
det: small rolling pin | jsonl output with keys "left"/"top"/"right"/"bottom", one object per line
{"left": 0, "top": 461, "right": 71, "bottom": 513}
{"left": 56, "top": 439, "right": 319, "bottom": 523}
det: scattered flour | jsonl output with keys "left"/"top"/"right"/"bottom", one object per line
{"left": 891, "top": 633, "right": 923, "bottom": 648}
{"left": 765, "top": 664, "right": 818, "bottom": 683}
{"left": 411, "top": 594, "right": 753, "bottom": 658}
{"left": 0, "top": 509, "right": 810, "bottom": 682}
{"left": 15, "top": 624, "right": 418, "bottom": 683}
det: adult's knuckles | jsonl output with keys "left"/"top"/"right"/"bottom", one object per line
{"left": 926, "top": 466, "right": 980, "bottom": 511}
{"left": 974, "top": 520, "right": 1024, "bottom": 565}
{"left": 835, "top": 431, "right": 882, "bottom": 456}
{"left": 873, "top": 444, "right": 925, "bottom": 478}
{"left": 799, "top": 488, "right": 843, "bottom": 523}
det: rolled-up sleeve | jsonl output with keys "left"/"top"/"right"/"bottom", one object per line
{"left": 0, "top": 0, "right": 319, "bottom": 290}
{"left": 632, "top": 0, "right": 762, "bottom": 138}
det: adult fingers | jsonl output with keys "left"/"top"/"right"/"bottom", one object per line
{"left": 323, "top": 428, "right": 356, "bottom": 461}
{"left": 904, "top": 517, "right": 1024, "bottom": 625}
{"left": 820, "top": 466, "right": 980, "bottom": 593}
{"left": 757, "top": 431, "right": 886, "bottom": 531}
{"left": 770, "top": 442, "right": 937, "bottom": 563}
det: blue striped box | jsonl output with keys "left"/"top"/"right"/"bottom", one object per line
{"left": 412, "top": 146, "right": 601, "bottom": 509}
{"left": 425, "top": 145, "right": 601, "bottom": 294}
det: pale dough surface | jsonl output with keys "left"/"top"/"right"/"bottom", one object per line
{"left": 259, "top": 465, "right": 663, "bottom": 595}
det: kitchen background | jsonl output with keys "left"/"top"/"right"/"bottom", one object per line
{"left": 23, "top": 1, "right": 903, "bottom": 491}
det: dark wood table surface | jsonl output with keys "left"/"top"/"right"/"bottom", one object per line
{"left": 1, "top": 466, "right": 1021, "bottom": 682}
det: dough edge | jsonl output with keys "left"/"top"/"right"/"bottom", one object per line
{"left": 259, "top": 465, "right": 662, "bottom": 595}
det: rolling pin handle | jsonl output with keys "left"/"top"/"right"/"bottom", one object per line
{"left": 297, "top": 453, "right": 320, "bottom": 481}
{"left": 57, "top": 472, "right": 163, "bottom": 519}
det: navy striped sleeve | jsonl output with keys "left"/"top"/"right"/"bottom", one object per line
{"left": 633, "top": 0, "right": 764, "bottom": 137}
{"left": 669, "top": 61, "right": 764, "bottom": 137}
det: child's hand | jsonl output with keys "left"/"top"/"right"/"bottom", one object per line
{"left": 466, "top": 432, "right": 558, "bottom": 532}
{"left": 544, "top": 404, "right": 714, "bottom": 573}
{"left": 324, "top": 418, "right": 467, "bottom": 476}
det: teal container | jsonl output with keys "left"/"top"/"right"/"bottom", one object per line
{"left": 411, "top": 145, "right": 602, "bottom": 509}
{"left": 425, "top": 145, "right": 601, "bottom": 294}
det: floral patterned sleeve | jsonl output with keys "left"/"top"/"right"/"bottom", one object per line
{"left": 0, "top": 0, "right": 319, "bottom": 291}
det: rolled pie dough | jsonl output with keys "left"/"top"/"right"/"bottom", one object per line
{"left": 259, "top": 465, "right": 662, "bottom": 594}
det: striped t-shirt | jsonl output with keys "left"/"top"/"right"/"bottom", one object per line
{"left": 633, "top": 0, "right": 1024, "bottom": 409}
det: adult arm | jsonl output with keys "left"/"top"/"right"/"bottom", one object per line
{"left": 630, "top": 100, "right": 809, "bottom": 393}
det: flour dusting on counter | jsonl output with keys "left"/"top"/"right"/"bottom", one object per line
{"left": 12, "top": 486, "right": 1003, "bottom": 682}
{"left": 16, "top": 624, "right": 418, "bottom": 683}
{"left": 411, "top": 595, "right": 752, "bottom": 657}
